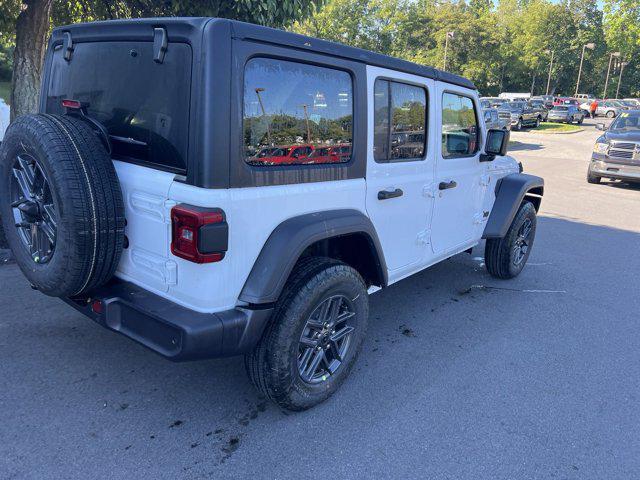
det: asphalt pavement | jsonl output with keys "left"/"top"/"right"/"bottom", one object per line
{"left": 2, "top": 118, "right": 639, "bottom": 479}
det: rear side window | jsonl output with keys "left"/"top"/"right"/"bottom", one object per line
{"left": 46, "top": 41, "right": 192, "bottom": 173}
{"left": 441, "top": 92, "right": 479, "bottom": 158}
{"left": 373, "top": 79, "right": 427, "bottom": 162}
{"left": 243, "top": 58, "right": 353, "bottom": 166}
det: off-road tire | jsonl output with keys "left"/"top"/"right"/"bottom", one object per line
{"left": 245, "top": 257, "right": 369, "bottom": 411}
{"left": 0, "top": 114, "right": 125, "bottom": 297}
{"left": 485, "top": 201, "right": 537, "bottom": 279}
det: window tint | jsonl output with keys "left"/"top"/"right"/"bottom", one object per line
{"left": 441, "top": 92, "right": 479, "bottom": 158}
{"left": 243, "top": 58, "right": 353, "bottom": 166}
{"left": 46, "top": 41, "right": 192, "bottom": 173}
{"left": 374, "top": 79, "right": 427, "bottom": 162}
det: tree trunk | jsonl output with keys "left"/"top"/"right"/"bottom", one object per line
{"left": 10, "top": 0, "right": 54, "bottom": 121}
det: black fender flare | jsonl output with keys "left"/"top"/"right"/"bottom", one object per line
{"left": 482, "top": 173, "right": 544, "bottom": 239}
{"left": 239, "top": 209, "right": 388, "bottom": 305}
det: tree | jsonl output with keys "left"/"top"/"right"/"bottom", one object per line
{"left": 603, "top": 0, "right": 640, "bottom": 96}
{"left": 2, "top": 0, "right": 323, "bottom": 119}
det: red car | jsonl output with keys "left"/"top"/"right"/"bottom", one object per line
{"left": 307, "top": 144, "right": 352, "bottom": 164}
{"left": 553, "top": 97, "right": 579, "bottom": 107}
{"left": 251, "top": 145, "right": 315, "bottom": 165}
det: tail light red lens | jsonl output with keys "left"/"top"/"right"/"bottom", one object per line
{"left": 171, "top": 204, "right": 228, "bottom": 264}
{"left": 61, "top": 99, "right": 83, "bottom": 109}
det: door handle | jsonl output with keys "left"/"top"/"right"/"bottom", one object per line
{"left": 438, "top": 181, "right": 457, "bottom": 190}
{"left": 378, "top": 188, "right": 403, "bottom": 200}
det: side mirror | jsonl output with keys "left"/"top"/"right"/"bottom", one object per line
{"left": 481, "top": 129, "right": 509, "bottom": 162}
{"left": 596, "top": 123, "right": 607, "bottom": 131}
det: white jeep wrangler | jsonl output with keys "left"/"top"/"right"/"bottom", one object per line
{"left": 0, "top": 18, "right": 543, "bottom": 411}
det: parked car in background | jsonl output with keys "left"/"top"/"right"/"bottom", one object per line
{"left": 499, "top": 92, "right": 531, "bottom": 102}
{"left": 483, "top": 108, "right": 511, "bottom": 131}
{"left": 588, "top": 110, "right": 640, "bottom": 184}
{"left": 531, "top": 95, "right": 554, "bottom": 108}
{"left": 618, "top": 100, "right": 639, "bottom": 109}
{"left": 547, "top": 105, "right": 585, "bottom": 124}
{"left": 480, "top": 97, "right": 508, "bottom": 109}
{"left": 575, "top": 94, "right": 596, "bottom": 101}
{"left": 248, "top": 144, "right": 315, "bottom": 165}
{"left": 505, "top": 101, "right": 539, "bottom": 130}
{"left": 528, "top": 100, "right": 549, "bottom": 121}
{"left": 596, "top": 100, "right": 624, "bottom": 118}
{"left": 623, "top": 98, "right": 640, "bottom": 107}
{"left": 553, "top": 97, "right": 579, "bottom": 107}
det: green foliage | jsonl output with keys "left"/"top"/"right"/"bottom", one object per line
{"left": 295, "top": 0, "right": 637, "bottom": 97}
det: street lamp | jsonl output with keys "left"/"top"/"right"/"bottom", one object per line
{"left": 616, "top": 61, "right": 629, "bottom": 99}
{"left": 603, "top": 51, "right": 621, "bottom": 99}
{"left": 574, "top": 42, "right": 595, "bottom": 97}
{"left": 545, "top": 49, "right": 555, "bottom": 96}
{"left": 255, "top": 87, "right": 271, "bottom": 145}
{"left": 443, "top": 31, "right": 454, "bottom": 71}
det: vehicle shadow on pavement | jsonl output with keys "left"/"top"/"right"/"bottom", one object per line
{"left": 602, "top": 180, "right": 640, "bottom": 191}
{"left": 508, "top": 140, "right": 544, "bottom": 152}
{"left": 1, "top": 216, "right": 640, "bottom": 478}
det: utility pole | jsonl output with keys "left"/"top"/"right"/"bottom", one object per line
{"left": 300, "top": 104, "right": 311, "bottom": 143}
{"left": 616, "top": 61, "right": 629, "bottom": 99}
{"left": 545, "top": 50, "right": 554, "bottom": 96}
{"left": 255, "top": 87, "right": 271, "bottom": 145}
{"left": 603, "top": 52, "right": 621, "bottom": 99}
{"left": 575, "top": 43, "right": 595, "bottom": 97}
{"left": 443, "top": 31, "right": 454, "bottom": 71}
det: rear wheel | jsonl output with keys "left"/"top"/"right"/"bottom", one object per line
{"left": 606, "top": 110, "right": 615, "bottom": 118}
{"left": 485, "top": 202, "right": 537, "bottom": 279}
{"left": 245, "top": 257, "right": 369, "bottom": 411}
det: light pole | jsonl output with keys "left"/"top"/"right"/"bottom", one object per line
{"left": 615, "top": 61, "right": 629, "bottom": 99}
{"left": 443, "top": 31, "right": 454, "bottom": 71}
{"left": 255, "top": 87, "right": 271, "bottom": 145}
{"left": 575, "top": 42, "right": 595, "bottom": 97}
{"left": 603, "top": 51, "right": 621, "bottom": 99}
{"left": 299, "top": 104, "right": 311, "bottom": 143}
{"left": 545, "top": 49, "right": 555, "bottom": 96}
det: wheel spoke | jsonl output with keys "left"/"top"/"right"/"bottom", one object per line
{"left": 302, "top": 349, "right": 325, "bottom": 382}
{"left": 39, "top": 221, "right": 55, "bottom": 245}
{"left": 327, "top": 296, "right": 342, "bottom": 323}
{"left": 17, "top": 155, "right": 36, "bottom": 191}
{"left": 335, "top": 310, "right": 355, "bottom": 324}
{"left": 329, "top": 340, "right": 343, "bottom": 362}
{"left": 299, "top": 336, "right": 318, "bottom": 348}
{"left": 330, "top": 325, "right": 354, "bottom": 343}
{"left": 12, "top": 167, "right": 33, "bottom": 200}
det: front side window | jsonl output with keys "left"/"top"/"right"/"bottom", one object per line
{"left": 441, "top": 92, "right": 479, "bottom": 158}
{"left": 373, "top": 79, "right": 427, "bottom": 162}
{"left": 243, "top": 58, "right": 353, "bottom": 166}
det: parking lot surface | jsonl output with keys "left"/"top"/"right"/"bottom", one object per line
{"left": 2, "top": 118, "right": 639, "bottom": 479}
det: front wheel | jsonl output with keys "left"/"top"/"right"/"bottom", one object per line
{"left": 485, "top": 202, "right": 537, "bottom": 279}
{"left": 245, "top": 257, "right": 369, "bottom": 411}
{"left": 587, "top": 169, "right": 601, "bottom": 184}
{"left": 514, "top": 119, "right": 522, "bottom": 131}
{"left": 535, "top": 117, "right": 541, "bottom": 128}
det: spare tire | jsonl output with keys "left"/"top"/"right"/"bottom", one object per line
{"left": 0, "top": 114, "right": 125, "bottom": 297}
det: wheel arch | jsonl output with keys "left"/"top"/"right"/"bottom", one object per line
{"left": 239, "top": 209, "right": 388, "bottom": 305}
{"left": 483, "top": 173, "right": 544, "bottom": 239}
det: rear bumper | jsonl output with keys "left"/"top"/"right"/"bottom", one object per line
{"left": 63, "top": 280, "right": 273, "bottom": 362}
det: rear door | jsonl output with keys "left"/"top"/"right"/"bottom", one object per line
{"left": 430, "top": 86, "right": 486, "bottom": 255}
{"left": 365, "top": 66, "right": 435, "bottom": 280}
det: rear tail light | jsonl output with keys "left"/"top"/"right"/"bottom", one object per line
{"left": 171, "top": 204, "right": 228, "bottom": 264}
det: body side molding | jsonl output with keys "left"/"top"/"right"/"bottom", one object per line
{"left": 239, "top": 209, "right": 388, "bottom": 305}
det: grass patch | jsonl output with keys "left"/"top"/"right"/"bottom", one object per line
{"left": 0, "top": 81, "right": 10, "bottom": 104}
{"left": 534, "top": 121, "right": 582, "bottom": 133}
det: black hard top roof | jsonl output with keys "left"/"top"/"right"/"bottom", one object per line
{"left": 53, "top": 17, "right": 476, "bottom": 90}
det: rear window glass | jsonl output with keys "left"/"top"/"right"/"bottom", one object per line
{"left": 243, "top": 58, "right": 353, "bottom": 166}
{"left": 45, "top": 41, "right": 191, "bottom": 173}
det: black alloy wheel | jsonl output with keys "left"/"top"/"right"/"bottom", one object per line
{"left": 512, "top": 217, "right": 533, "bottom": 267}
{"left": 298, "top": 294, "right": 356, "bottom": 384}
{"left": 10, "top": 154, "right": 57, "bottom": 264}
